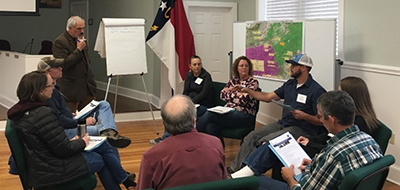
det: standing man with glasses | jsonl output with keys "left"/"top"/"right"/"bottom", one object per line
{"left": 53, "top": 16, "right": 97, "bottom": 113}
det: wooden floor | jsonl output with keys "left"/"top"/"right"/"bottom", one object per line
{"left": 1, "top": 120, "right": 399, "bottom": 190}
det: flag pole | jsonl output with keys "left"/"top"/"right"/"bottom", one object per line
{"left": 105, "top": 74, "right": 113, "bottom": 101}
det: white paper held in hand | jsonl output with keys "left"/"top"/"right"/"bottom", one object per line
{"left": 268, "top": 132, "right": 311, "bottom": 181}
{"left": 74, "top": 100, "right": 100, "bottom": 120}
{"left": 84, "top": 136, "right": 107, "bottom": 152}
{"left": 271, "top": 99, "right": 295, "bottom": 111}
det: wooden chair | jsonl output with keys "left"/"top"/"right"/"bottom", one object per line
{"left": 5, "top": 119, "right": 97, "bottom": 190}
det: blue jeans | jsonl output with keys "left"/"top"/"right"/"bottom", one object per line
{"left": 83, "top": 142, "right": 128, "bottom": 190}
{"left": 197, "top": 105, "right": 208, "bottom": 117}
{"left": 243, "top": 142, "right": 280, "bottom": 176}
{"left": 64, "top": 101, "right": 117, "bottom": 139}
{"left": 160, "top": 105, "right": 208, "bottom": 140}
{"left": 64, "top": 101, "right": 120, "bottom": 160}
{"left": 196, "top": 110, "right": 255, "bottom": 137}
{"left": 258, "top": 176, "right": 290, "bottom": 190}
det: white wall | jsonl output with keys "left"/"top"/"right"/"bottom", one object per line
{"left": 343, "top": 0, "right": 400, "bottom": 185}
{"left": 343, "top": 0, "right": 400, "bottom": 67}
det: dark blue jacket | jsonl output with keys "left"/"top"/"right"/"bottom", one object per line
{"left": 46, "top": 84, "right": 78, "bottom": 129}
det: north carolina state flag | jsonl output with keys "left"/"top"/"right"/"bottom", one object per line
{"left": 146, "top": 0, "right": 196, "bottom": 90}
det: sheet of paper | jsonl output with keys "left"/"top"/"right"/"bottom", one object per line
{"left": 269, "top": 132, "right": 311, "bottom": 181}
{"left": 85, "top": 136, "right": 107, "bottom": 152}
{"left": 74, "top": 100, "right": 100, "bottom": 120}
{"left": 271, "top": 99, "right": 295, "bottom": 111}
{"left": 207, "top": 106, "right": 235, "bottom": 114}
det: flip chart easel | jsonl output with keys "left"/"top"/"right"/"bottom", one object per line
{"left": 95, "top": 18, "right": 159, "bottom": 135}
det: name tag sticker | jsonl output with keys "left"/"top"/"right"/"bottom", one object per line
{"left": 296, "top": 94, "right": 307, "bottom": 104}
{"left": 195, "top": 78, "right": 203, "bottom": 85}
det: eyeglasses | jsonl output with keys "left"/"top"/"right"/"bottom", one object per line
{"left": 238, "top": 64, "right": 249, "bottom": 68}
{"left": 45, "top": 83, "right": 55, "bottom": 88}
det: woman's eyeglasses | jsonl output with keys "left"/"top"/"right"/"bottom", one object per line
{"left": 45, "top": 83, "right": 56, "bottom": 88}
{"left": 238, "top": 64, "right": 249, "bottom": 68}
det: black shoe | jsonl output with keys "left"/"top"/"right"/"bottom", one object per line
{"left": 100, "top": 129, "right": 131, "bottom": 148}
{"left": 226, "top": 166, "right": 235, "bottom": 174}
{"left": 126, "top": 171, "right": 136, "bottom": 182}
{"left": 123, "top": 172, "right": 137, "bottom": 189}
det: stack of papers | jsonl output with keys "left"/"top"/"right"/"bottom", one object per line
{"left": 207, "top": 106, "right": 235, "bottom": 114}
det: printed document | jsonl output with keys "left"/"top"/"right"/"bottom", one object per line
{"left": 74, "top": 100, "right": 100, "bottom": 120}
{"left": 268, "top": 132, "right": 311, "bottom": 181}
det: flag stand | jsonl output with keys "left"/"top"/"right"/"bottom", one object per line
{"left": 105, "top": 73, "right": 159, "bottom": 135}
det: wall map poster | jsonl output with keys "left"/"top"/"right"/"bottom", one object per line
{"left": 245, "top": 21, "right": 303, "bottom": 80}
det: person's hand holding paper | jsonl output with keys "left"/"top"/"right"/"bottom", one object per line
{"left": 271, "top": 99, "right": 295, "bottom": 111}
{"left": 299, "top": 158, "right": 312, "bottom": 171}
{"left": 281, "top": 165, "right": 299, "bottom": 187}
{"left": 281, "top": 164, "right": 295, "bottom": 180}
{"left": 290, "top": 109, "right": 308, "bottom": 120}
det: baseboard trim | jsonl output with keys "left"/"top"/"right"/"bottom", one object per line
{"left": 256, "top": 112, "right": 279, "bottom": 126}
{"left": 114, "top": 111, "right": 161, "bottom": 122}
{"left": 387, "top": 164, "right": 400, "bottom": 186}
{"left": 96, "top": 80, "right": 160, "bottom": 109}
{"left": 0, "top": 93, "right": 17, "bottom": 109}
{"left": 0, "top": 120, "right": 6, "bottom": 131}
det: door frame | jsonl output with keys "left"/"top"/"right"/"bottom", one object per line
{"left": 160, "top": 1, "right": 237, "bottom": 104}
{"left": 70, "top": 0, "right": 89, "bottom": 41}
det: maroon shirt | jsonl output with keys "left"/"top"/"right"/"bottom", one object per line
{"left": 138, "top": 128, "right": 227, "bottom": 189}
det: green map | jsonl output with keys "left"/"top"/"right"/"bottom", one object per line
{"left": 245, "top": 21, "right": 303, "bottom": 80}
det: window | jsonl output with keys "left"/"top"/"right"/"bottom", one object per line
{"left": 260, "top": 0, "right": 339, "bottom": 55}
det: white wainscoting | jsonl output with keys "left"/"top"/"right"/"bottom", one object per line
{"left": 256, "top": 101, "right": 283, "bottom": 125}
{"left": 341, "top": 61, "right": 400, "bottom": 185}
{"left": 96, "top": 80, "right": 161, "bottom": 109}
{"left": 95, "top": 81, "right": 162, "bottom": 123}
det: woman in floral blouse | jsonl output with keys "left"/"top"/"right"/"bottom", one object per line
{"left": 196, "top": 56, "right": 259, "bottom": 137}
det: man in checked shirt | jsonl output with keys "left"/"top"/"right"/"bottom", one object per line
{"left": 258, "top": 90, "right": 383, "bottom": 190}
